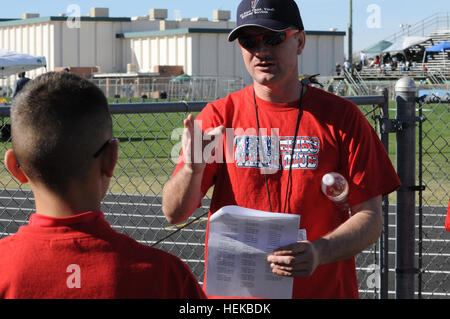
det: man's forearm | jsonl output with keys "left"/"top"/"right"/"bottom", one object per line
{"left": 314, "top": 196, "right": 382, "bottom": 266}
{"left": 162, "top": 164, "right": 204, "bottom": 224}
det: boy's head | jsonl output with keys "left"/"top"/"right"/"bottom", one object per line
{"left": 7, "top": 72, "right": 114, "bottom": 196}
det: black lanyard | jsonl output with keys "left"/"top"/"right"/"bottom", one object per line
{"left": 253, "top": 82, "right": 307, "bottom": 214}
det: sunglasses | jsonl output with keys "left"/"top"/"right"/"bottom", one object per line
{"left": 238, "top": 30, "right": 299, "bottom": 50}
{"left": 93, "top": 139, "right": 115, "bottom": 158}
{"left": 16, "top": 138, "right": 114, "bottom": 168}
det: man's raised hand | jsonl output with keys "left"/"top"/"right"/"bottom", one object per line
{"left": 182, "top": 114, "right": 225, "bottom": 173}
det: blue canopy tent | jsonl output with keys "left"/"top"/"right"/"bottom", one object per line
{"left": 423, "top": 41, "right": 450, "bottom": 72}
{"left": 425, "top": 41, "right": 450, "bottom": 52}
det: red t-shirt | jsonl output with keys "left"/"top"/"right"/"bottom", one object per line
{"left": 445, "top": 200, "right": 450, "bottom": 232}
{"left": 173, "top": 85, "right": 401, "bottom": 299}
{"left": 0, "top": 211, "right": 206, "bottom": 299}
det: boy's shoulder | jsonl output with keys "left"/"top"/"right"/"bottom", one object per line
{"left": 0, "top": 233, "right": 24, "bottom": 268}
{"left": 112, "top": 229, "right": 188, "bottom": 267}
{"left": 0, "top": 233, "right": 19, "bottom": 249}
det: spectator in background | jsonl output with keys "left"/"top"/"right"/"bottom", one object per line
{"left": 392, "top": 55, "right": 398, "bottom": 68}
{"left": 379, "top": 62, "right": 387, "bottom": 75}
{"left": 0, "top": 72, "right": 206, "bottom": 299}
{"left": 405, "top": 60, "right": 411, "bottom": 71}
{"left": 374, "top": 55, "right": 381, "bottom": 67}
{"left": 335, "top": 63, "right": 342, "bottom": 76}
{"left": 383, "top": 52, "right": 391, "bottom": 65}
{"left": 360, "top": 51, "right": 367, "bottom": 67}
{"left": 390, "top": 61, "right": 397, "bottom": 71}
{"left": 344, "top": 59, "right": 351, "bottom": 72}
{"left": 12, "top": 72, "right": 30, "bottom": 98}
{"left": 369, "top": 55, "right": 380, "bottom": 68}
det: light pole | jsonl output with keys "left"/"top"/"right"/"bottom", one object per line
{"left": 400, "top": 23, "right": 411, "bottom": 36}
{"left": 348, "top": 0, "right": 353, "bottom": 71}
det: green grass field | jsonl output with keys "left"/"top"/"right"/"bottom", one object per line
{"left": 362, "top": 101, "right": 449, "bottom": 206}
{"left": 0, "top": 100, "right": 447, "bottom": 206}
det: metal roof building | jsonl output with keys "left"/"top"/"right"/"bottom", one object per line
{"left": 0, "top": 8, "right": 345, "bottom": 88}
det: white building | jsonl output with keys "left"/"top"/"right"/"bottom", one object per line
{"left": 0, "top": 8, "right": 345, "bottom": 90}
{"left": 120, "top": 28, "right": 345, "bottom": 84}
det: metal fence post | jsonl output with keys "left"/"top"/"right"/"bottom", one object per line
{"left": 394, "top": 77, "right": 417, "bottom": 299}
{"left": 377, "top": 87, "right": 390, "bottom": 299}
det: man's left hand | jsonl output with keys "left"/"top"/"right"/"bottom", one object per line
{"left": 266, "top": 241, "right": 321, "bottom": 277}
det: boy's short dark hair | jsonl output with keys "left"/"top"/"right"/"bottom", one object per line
{"left": 11, "top": 72, "right": 112, "bottom": 195}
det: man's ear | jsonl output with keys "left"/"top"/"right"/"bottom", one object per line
{"left": 101, "top": 139, "right": 119, "bottom": 178}
{"left": 4, "top": 149, "right": 29, "bottom": 184}
{"left": 297, "top": 31, "right": 306, "bottom": 55}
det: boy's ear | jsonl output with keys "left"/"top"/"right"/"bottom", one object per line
{"left": 101, "top": 139, "right": 119, "bottom": 178}
{"left": 4, "top": 149, "right": 29, "bottom": 184}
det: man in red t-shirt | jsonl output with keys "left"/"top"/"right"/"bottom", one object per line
{"left": 0, "top": 72, "right": 205, "bottom": 299}
{"left": 162, "top": 0, "right": 401, "bottom": 299}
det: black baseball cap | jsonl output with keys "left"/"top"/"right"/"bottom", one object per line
{"left": 228, "top": 0, "right": 304, "bottom": 42}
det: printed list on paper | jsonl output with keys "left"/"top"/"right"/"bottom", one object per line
{"left": 205, "top": 205, "right": 301, "bottom": 299}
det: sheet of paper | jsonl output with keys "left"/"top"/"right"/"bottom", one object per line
{"left": 205, "top": 205, "right": 300, "bottom": 299}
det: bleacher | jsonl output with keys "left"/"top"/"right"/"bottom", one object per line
{"left": 423, "top": 29, "right": 450, "bottom": 74}
{"left": 325, "top": 27, "right": 449, "bottom": 96}
{"left": 357, "top": 29, "right": 450, "bottom": 81}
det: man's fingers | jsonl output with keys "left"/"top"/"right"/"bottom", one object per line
{"left": 205, "top": 125, "right": 225, "bottom": 137}
{"left": 201, "top": 125, "right": 225, "bottom": 147}
{"left": 270, "top": 267, "right": 314, "bottom": 278}
{"left": 267, "top": 242, "right": 314, "bottom": 266}
{"left": 181, "top": 116, "right": 225, "bottom": 167}
{"left": 267, "top": 255, "right": 296, "bottom": 265}
{"left": 268, "top": 256, "right": 315, "bottom": 278}
{"left": 267, "top": 254, "right": 310, "bottom": 266}
{"left": 269, "top": 258, "right": 315, "bottom": 277}
{"left": 184, "top": 114, "right": 194, "bottom": 130}
{"left": 266, "top": 241, "right": 320, "bottom": 278}
{"left": 271, "top": 241, "right": 309, "bottom": 255}
{"left": 216, "top": 125, "right": 226, "bottom": 136}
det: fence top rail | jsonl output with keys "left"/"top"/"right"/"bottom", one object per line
{"left": 108, "top": 101, "right": 207, "bottom": 114}
{"left": 345, "top": 95, "right": 387, "bottom": 106}
{"left": 0, "top": 94, "right": 388, "bottom": 117}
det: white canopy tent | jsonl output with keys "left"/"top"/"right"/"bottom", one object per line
{"left": 403, "top": 36, "right": 431, "bottom": 49}
{"left": 382, "top": 36, "right": 431, "bottom": 53}
{"left": 0, "top": 50, "right": 46, "bottom": 79}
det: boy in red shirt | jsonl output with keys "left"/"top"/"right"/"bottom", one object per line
{"left": 0, "top": 72, "right": 205, "bottom": 299}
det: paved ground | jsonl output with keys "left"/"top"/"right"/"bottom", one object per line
{"left": 0, "top": 189, "right": 448, "bottom": 298}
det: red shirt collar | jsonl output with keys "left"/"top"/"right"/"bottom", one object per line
{"left": 28, "top": 211, "right": 104, "bottom": 227}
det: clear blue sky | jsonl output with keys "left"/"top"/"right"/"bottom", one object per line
{"left": 2, "top": 0, "right": 449, "bottom": 53}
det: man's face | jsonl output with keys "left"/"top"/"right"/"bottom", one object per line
{"left": 239, "top": 27, "right": 305, "bottom": 88}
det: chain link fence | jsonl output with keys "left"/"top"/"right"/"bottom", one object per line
{"left": 415, "top": 93, "right": 450, "bottom": 298}
{"left": 90, "top": 76, "right": 245, "bottom": 102}
{"left": 0, "top": 86, "right": 448, "bottom": 298}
